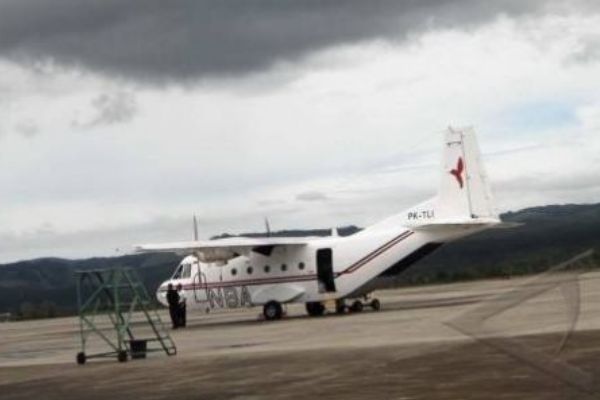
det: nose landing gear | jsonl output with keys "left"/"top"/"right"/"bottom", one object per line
{"left": 263, "top": 301, "right": 283, "bottom": 320}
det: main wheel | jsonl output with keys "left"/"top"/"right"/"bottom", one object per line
{"left": 118, "top": 350, "right": 128, "bottom": 363}
{"left": 76, "top": 352, "right": 86, "bottom": 365}
{"left": 335, "top": 299, "right": 346, "bottom": 314}
{"left": 371, "top": 298, "right": 381, "bottom": 311}
{"left": 263, "top": 301, "right": 283, "bottom": 320}
{"left": 305, "top": 302, "right": 325, "bottom": 316}
{"left": 349, "top": 300, "right": 363, "bottom": 313}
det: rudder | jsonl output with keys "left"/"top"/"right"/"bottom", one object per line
{"left": 436, "top": 127, "right": 496, "bottom": 220}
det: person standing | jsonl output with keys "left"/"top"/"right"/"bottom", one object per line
{"left": 166, "top": 283, "right": 180, "bottom": 329}
{"left": 176, "top": 283, "right": 187, "bottom": 328}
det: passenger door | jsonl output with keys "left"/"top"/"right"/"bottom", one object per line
{"left": 316, "top": 248, "right": 336, "bottom": 293}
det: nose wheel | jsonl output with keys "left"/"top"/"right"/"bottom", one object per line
{"left": 263, "top": 301, "right": 283, "bottom": 320}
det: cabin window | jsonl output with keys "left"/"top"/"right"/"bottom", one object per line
{"left": 281, "top": 263, "right": 287, "bottom": 272}
{"left": 247, "top": 266, "right": 253, "bottom": 274}
{"left": 231, "top": 268, "right": 237, "bottom": 276}
{"left": 182, "top": 264, "right": 192, "bottom": 279}
{"left": 264, "top": 265, "right": 271, "bottom": 273}
{"left": 298, "top": 262, "right": 305, "bottom": 270}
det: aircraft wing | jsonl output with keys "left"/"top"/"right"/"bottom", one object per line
{"left": 134, "top": 237, "right": 309, "bottom": 262}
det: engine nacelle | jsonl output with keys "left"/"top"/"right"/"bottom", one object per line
{"left": 195, "top": 249, "right": 238, "bottom": 263}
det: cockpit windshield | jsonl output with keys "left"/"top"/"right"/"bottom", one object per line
{"left": 172, "top": 264, "right": 183, "bottom": 279}
{"left": 171, "top": 262, "right": 192, "bottom": 279}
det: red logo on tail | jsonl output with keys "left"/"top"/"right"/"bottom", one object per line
{"left": 450, "top": 157, "right": 464, "bottom": 189}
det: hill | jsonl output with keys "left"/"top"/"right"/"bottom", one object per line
{"left": 1, "top": 203, "right": 599, "bottom": 318}
{"left": 398, "top": 203, "right": 600, "bottom": 284}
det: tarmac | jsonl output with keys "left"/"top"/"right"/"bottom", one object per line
{"left": 1, "top": 270, "right": 600, "bottom": 399}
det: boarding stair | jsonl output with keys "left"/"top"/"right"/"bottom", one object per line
{"left": 75, "top": 267, "right": 177, "bottom": 364}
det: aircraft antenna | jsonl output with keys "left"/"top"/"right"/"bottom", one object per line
{"left": 193, "top": 215, "right": 199, "bottom": 241}
{"left": 264, "top": 217, "right": 271, "bottom": 237}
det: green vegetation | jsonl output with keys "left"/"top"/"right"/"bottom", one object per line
{"left": 1, "top": 203, "right": 599, "bottom": 319}
{"left": 18, "top": 300, "right": 60, "bottom": 320}
{"left": 0, "top": 253, "right": 179, "bottom": 320}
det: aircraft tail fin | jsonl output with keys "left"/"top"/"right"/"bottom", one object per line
{"left": 432, "top": 126, "right": 497, "bottom": 221}
{"left": 366, "top": 127, "right": 499, "bottom": 232}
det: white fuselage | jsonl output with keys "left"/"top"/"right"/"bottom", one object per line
{"left": 156, "top": 224, "right": 484, "bottom": 311}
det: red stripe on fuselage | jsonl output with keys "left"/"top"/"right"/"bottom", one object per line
{"left": 339, "top": 231, "right": 413, "bottom": 275}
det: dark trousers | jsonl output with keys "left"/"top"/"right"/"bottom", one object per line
{"left": 178, "top": 303, "right": 186, "bottom": 327}
{"left": 169, "top": 305, "right": 179, "bottom": 328}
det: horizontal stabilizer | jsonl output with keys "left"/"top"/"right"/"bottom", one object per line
{"left": 488, "top": 221, "right": 524, "bottom": 229}
{"left": 409, "top": 217, "right": 501, "bottom": 231}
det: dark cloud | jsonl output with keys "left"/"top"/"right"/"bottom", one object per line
{"left": 0, "top": 0, "right": 578, "bottom": 84}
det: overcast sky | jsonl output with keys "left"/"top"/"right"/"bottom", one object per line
{"left": 1, "top": 1, "right": 600, "bottom": 263}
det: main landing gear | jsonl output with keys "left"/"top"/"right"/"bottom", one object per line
{"left": 305, "top": 296, "right": 381, "bottom": 317}
{"left": 305, "top": 301, "right": 326, "bottom": 316}
{"left": 336, "top": 296, "right": 381, "bottom": 314}
{"left": 263, "top": 296, "right": 381, "bottom": 320}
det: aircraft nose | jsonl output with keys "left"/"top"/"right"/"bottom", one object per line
{"left": 156, "top": 281, "right": 168, "bottom": 304}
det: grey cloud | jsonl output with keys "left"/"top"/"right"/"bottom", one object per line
{"left": 0, "top": 0, "right": 580, "bottom": 84}
{"left": 0, "top": 206, "right": 305, "bottom": 263}
{"left": 0, "top": 216, "right": 191, "bottom": 263}
{"left": 256, "top": 199, "right": 287, "bottom": 207}
{"left": 571, "top": 34, "right": 600, "bottom": 63}
{"left": 497, "top": 172, "right": 600, "bottom": 193}
{"left": 296, "top": 190, "right": 329, "bottom": 202}
{"left": 13, "top": 119, "right": 39, "bottom": 138}
{"left": 76, "top": 91, "right": 137, "bottom": 128}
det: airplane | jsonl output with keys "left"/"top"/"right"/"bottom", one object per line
{"left": 135, "top": 127, "right": 502, "bottom": 320}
